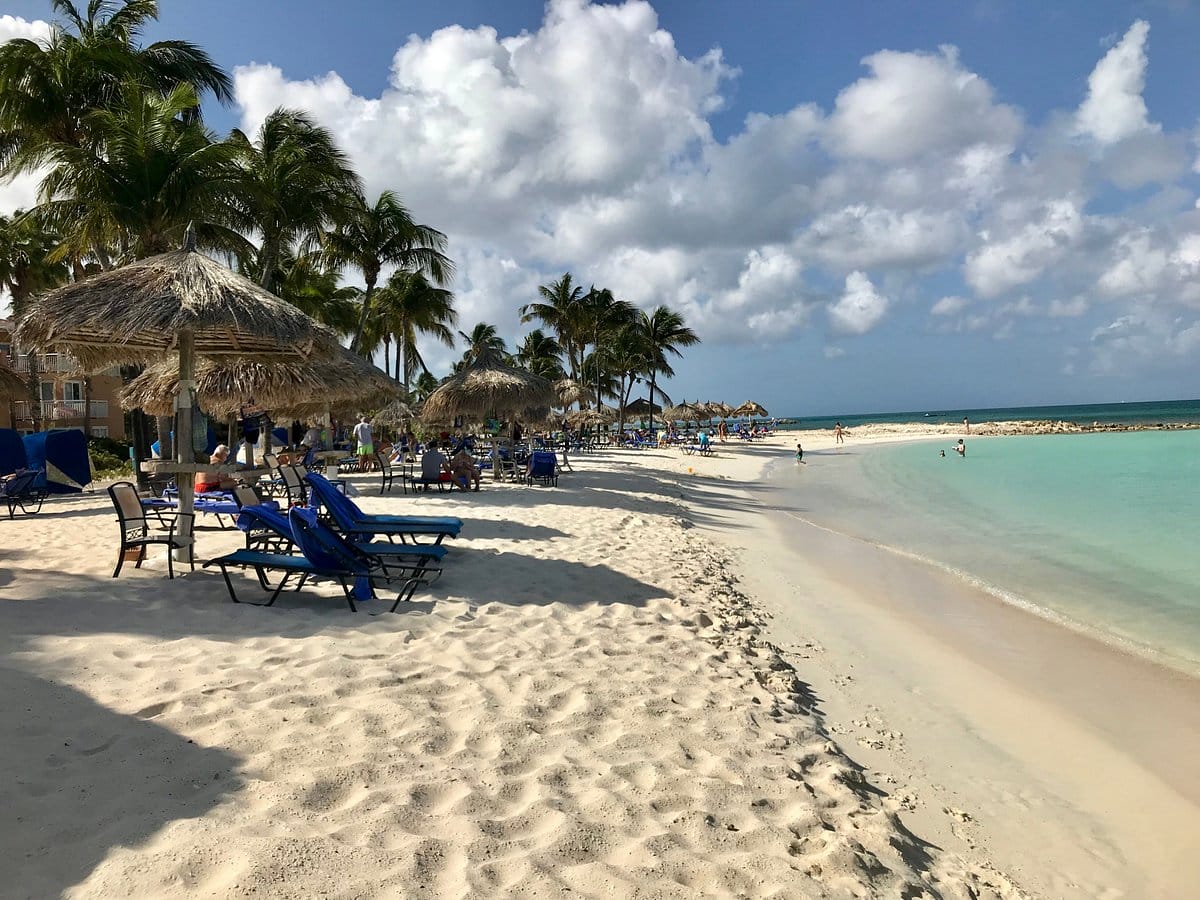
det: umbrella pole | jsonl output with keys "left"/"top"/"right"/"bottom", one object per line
{"left": 174, "top": 330, "right": 195, "bottom": 563}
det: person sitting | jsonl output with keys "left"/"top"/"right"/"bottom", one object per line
{"left": 300, "top": 422, "right": 323, "bottom": 450}
{"left": 195, "top": 444, "right": 235, "bottom": 493}
{"left": 449, "top": 447, "right": 482, "bottom": 492}
{"left": 420, "top": 440, "right": 452, "bottom": 489}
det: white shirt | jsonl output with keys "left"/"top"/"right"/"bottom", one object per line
{"left": 353, "top": 421, "right": 373, "bottom": 445}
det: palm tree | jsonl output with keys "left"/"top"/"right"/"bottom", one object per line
{"left": 634, "top": 306, "right": 700, "bottom": 434}
{"left": 455, "top": 322, "right": 507, "bottom": 369}
{"left": 269, "top": 251, "right": 361, "bottom": 336}
{"left": 228, "top": 108, "right": 361, "bottom": 290}
{"left": 369, "top": 271, "right": 457, "bottom": 390}
{"left": 322, "top": 190, "right": 454, "bottom": 355}
{"left": 579, "top": 286, "right": 636, "bottom": 409}
{"left": 0, "top": 0, "right": 232, "bottom": 177}
{"left": 521, "top": 273, "right": 585, "bottom": 382}
{"left": 516, "top": 329, "right": 565, "bottom": 381}
{"left": 0, "top": 211, "right": 70, "bottom": 431}
{"left": 0, "top": 211, "right": 70, "bottom": 319}
{"left": 412, "top": 370, "right": 439, "bottom": 403}
{"left": 29, "top": 82, "right": 249, "bottom": 263}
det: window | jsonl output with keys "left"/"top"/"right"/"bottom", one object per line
{"left": 38, "top": 382, "right": 54, "bottom": 402}
{"left": 63, "top": 381, "right": 83, "bottom": 402}
{"left": 90, "top": 425, "right": 109, "bottom": 438}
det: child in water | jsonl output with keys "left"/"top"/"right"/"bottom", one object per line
{"left": 795, "top": 443, "right": 805, "bottom": 463}
{"left": 955, "top": 439, "right": 966, "bottom": 457}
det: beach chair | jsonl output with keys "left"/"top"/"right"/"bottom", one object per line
{"left": 524, "top": 451, "right": 559, "bottom": 487}
{"left": 236, "top": 503, "right": 447, "bottom": 588}
{"left": 306, "top": 472, "right": 463, "bottom": 544}
{"left": 0, "top": 469, "right": 47, "bottom": 518}
{"left": 207, "top": 508, "right": 437, "bottom": 612}
{"left": 108, "top": 481, "right": 195, "bottom": 579}
{"left": 375, "top": 451, "right": 402, "bottom": 495}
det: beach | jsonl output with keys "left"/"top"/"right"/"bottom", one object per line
{"left": 1, "top": 433, "right": 1196, "bottom": 898}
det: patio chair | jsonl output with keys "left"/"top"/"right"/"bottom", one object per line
{"left": 306, "top": 472, "right": 463, "bottom": 544}
{"left": 278, "top": 464, "right": 309, "bottom": 506}
{"left": 108, "top": 481, "right": 194, "bottom": 579}
{"left": 524, "top": 451, "right": 559, "bottom": 487}
{"left": 207, "top": 507, "right": 438, "bottom": 612}
{"left": 1, "top": 469, "right": 47, "bottom": 519}
{"left": 374, "top": 451, "right": 404, "bottom": 495}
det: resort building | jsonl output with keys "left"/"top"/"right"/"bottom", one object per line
{"left": 0, "top": 318, "right": 127, "bottom": 439}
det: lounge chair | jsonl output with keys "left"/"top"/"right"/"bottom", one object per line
{"left": 524, "top": 451, "right": 559, "bottom": 487}
{"left": 306, "top": 472, "right": 463, "bottom": 544}
{"left": 108, "top": 481, "right": 194, "bottom": 579}
{"left": 206, "top": 507, "right": 437, "bottom": 611}
{"left": 236, "top": 503, "right": 446, "bottom": 587}
{"left": 0, "top": 469, "right": 47, "bottom": 518}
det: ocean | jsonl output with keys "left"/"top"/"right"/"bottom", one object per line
{"left": 769, "top": 424, "right": 1200, "bottom": 676}
{"left": 777, "top": 398, "right": 1200, "bottom": 431}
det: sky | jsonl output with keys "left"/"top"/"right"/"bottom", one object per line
{"left": 3, "top": 0, "right": 1200, "bottom": 416}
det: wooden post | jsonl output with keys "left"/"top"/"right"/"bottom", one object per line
{"left": 174, "top": 329, "right": 195, "bottom": 563}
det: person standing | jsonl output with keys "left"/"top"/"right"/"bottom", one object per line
{"left": 353, "top": 415, "right": 374, "bottom": 472}
{"left": 834, "top": 421, "right": 845, "bottom": 444}
{"left": 963, "top": 416, "right": 970, "bottom": 434}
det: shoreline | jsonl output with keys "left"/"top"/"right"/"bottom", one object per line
{"left": 655, "top": 430, "right": 1200, "bottom": 897}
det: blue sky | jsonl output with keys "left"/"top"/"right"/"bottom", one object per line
{"left": 3, "top": 0, "right": 1200, "bottom": 416}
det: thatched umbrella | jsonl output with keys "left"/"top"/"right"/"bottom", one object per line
{"left": 732, "top": 400, "right": 769, "bottom": 418}
{"left": 421, "top": 349, "right": 555, "bottom": 480}
{"left": 16, "top": 231, "right": 340, "bottom": 560}
{"left": 0, "top": 356, "right": 28, "bottom": 400}
{"left": 119, "top": 346, "right": 400, "bottom": 418}
{"left": 624, "top": 398, "right": 661, "bottom": 417}
{"left": 660, "top": 402, "right": 706, "bottom": 424}
{"left": 374, "top": 399, "right": 416, "bottom": 428}
{"left": 565, "top": 406, "right": 615, "bottom": 427}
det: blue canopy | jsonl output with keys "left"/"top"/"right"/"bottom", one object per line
{"left": 23, "top": 430, "right": 92, "bottom": 493}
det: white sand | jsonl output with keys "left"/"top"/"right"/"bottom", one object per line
{"left": 1, "top": 434, "right": 1107, "bottom": 898}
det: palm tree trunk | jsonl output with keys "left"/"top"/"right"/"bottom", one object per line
{"left": 82, "top": 376, "right": 92, "bottom": 437}
{"left": 382, "top": 334, "right": 390, "bottom": 378}
{"left": 350, "top": 275, "right": 377, "bottom": 354}
{"left": 257, "top": 242, "right": 277, "bottom": 290}
{"left": 648, "top": 371, "right": 657, "bottom": 435}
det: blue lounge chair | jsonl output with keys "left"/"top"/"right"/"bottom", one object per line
{"left": 1, "top": 469, "right": 47, "bottom": 518}
{"left": 524, "top": 451, "right": 558, "bottom": 487}
{"left": 306, "top": 472, "right": 463, "bottom": 544}
{"left": 206, "top": 508, "right": 437, "bottom": 612}
{"left": 236, "top": 503, "right": 447, "bottom": 587}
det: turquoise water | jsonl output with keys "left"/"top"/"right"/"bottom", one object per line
{"left": 777, "top": 398, "right": 1200, "bottom": 431}
{"left": 776, "top": 430, "right": 1200, "bottom": 674}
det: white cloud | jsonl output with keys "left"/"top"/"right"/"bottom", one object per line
{"left": 1076, "top": 20, "right": 1157, "bottom": 145}
{"left": 964, "top": 199, "right": 1083, "bottom": 296}
{"left": 827, "top": 271, "right": 889, "bottom": 335}
{"left": 220, "top": 0, "right": 1200, "bottom": 384}
{"left": 0, "top": 17, "right": 52, "bottom": 216}
{"left": 823, "top": 346, "right": 846, "bottom": 359}
{"left": 0, "top": 14, "right": 51, "bottom": 43}
{"left": 930, "top": 295, "right": 969, "bottom": 316}
{"left": 826, "top": 46, "right": 1021, "bottom": 163}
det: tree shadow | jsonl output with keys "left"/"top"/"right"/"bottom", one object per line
{"left": 0, "top": 665, "right": 242, "bottom": 899}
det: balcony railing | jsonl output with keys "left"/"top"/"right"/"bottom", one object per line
{"left": 9, "top": 353, "right": 119, "bottom": 376}
{"left": 12, "top": 400, "right": 110, "bottom": 420}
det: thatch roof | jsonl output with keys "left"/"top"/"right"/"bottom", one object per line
{"left": 374, "top": 399, "right": 416, "bottom": 426}
{"left": 565, "top": 407, "right": 616, "bottom": 426}
{"left": 119, "top": 346, "right": 401, "bottom": 418}
{"left": 15, "top": 243, "right": 342, "bottom": 370}
{"left": 660, "top": 402, "right": 706, "bottom": 422}
{"left": 623, "top": 398, "right": 661, "bottom": 416}
{"left": 732, "top": 400, "right": 769, "bottom": 417}
{"left": 421, "top": 350, "right": 554, "bottom": 423}
{"left": 0, "top": 356, "right": 27, "bottom": 400}
{"left": 702, "top": 401, "right": 733, "bottom": 418}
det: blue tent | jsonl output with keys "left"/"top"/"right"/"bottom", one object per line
{"left": 23, "top": 429, "right": 92, "bottom": 493}
{"left": 0, "top": 428, "right": 26, "bottom": 476}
